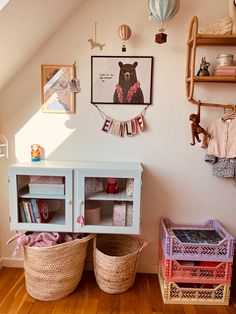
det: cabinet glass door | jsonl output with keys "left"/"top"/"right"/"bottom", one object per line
{"left": 9, "top": 167, "right": 73, "bottom": 232}
{"left": 74, "top": 170, "right": 141, "bottom": 234}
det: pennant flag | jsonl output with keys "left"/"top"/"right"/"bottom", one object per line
{"left": 136, "top": 115, "right": 144, "bottom": 131}
{"left": 125, "top": 120, "right": 133, "bottom": 136}
{"left": 102, "top": 117, "right": 113, "bottom": 133}
{"left": 109, "top": 120, "right": 121, "bottom": 136}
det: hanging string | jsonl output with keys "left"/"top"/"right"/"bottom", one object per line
{"left": 92, "top": 103, "right": 150, "bottom": 123}
{"left": 94, "top": 22, "right": 97, "bottom": 42}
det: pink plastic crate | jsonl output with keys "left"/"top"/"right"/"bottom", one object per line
{"left": 160, "top": 245, "right": 233, "bottom": 284}
{"left": 161, "top": 218, "right": 234, "bottom": 262}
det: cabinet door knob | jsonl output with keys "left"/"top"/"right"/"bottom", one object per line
{"left": 77, "top": 215, "right": 85, "bottom": 226}
{"left": 68, "top": 200, "right": 72, "bottom": 205}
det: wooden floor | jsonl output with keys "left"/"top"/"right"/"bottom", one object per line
{"left": 1, "top": 268, "right": 236, "bottom": 314}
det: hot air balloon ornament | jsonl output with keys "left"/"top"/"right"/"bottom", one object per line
{"left": 118, "top": 24, "right": 132, "bottom": 52}
{"left": 148, "top": 0, "right": 180, "bottom": 44}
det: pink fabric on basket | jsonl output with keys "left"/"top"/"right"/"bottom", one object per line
{"left": 7, "top": 232, "right": 83, "bottom": 257}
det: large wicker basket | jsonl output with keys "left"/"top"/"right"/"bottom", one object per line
{"left": 23, "top": 234, "right": 94, "bottom": 301}
{"left": 93, "top": 234, "right": 148, "bottom": 294}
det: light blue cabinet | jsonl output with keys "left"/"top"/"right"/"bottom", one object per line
{"left": 8, "top": 160, "right": 142, "bottom": 234}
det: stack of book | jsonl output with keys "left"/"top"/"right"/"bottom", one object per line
{"left": 214, "top": 66, "right": 236, "bottom": 76}
{"left": 19, "top": 199, "right": 52, "bottom": 223}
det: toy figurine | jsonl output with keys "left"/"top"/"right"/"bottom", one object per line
{"left": 31, "top": 144, "right": 41, "bottom": 162}
{"left": 197, "top": 57, "right": 210, "bottom": 76}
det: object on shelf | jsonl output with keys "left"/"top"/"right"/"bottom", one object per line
{"left": 29, "top": 176, "right": 64, "bottom": 184}
{"left": 199, "top": 16, "right": 232, "bottom": 35}
{"left": 197, "top": 57, "right": 210, "bottom": 76}
{"left": 31, "top": 144, "right": 41, "bottom": 162}
{"left": 216, "top": 54, "right": 234, "bottom": 67}
{"left": 118, "top": 24, "right": 132, "bottom": 52}
{"left": 106, "top": 178, "right": 119, "bottom": 194}
{"left": 148, "top": 0, "right": 180, "bottom": 44}
{"left": 85, "top": 201, "right": 101, "bottom": 225}
{"left": 113, "top": 201, "right": 126, "bottom": 226}
{"left": 214, "top": 65, "right": 236, "bottom": 76}
{"left": 0, "top": 134, "right": 8, "bottom": 159}
{"left": 28, "top": 183, "right": 65, "bottom": 195}
{"left": 85, "top": 177, "right": 103, "bottom": 194}
{"left": 126, "top": 178, "right": 134, "bottom": 196}
{"left": 126, "top": 202, "right": 133, "bottom": 226}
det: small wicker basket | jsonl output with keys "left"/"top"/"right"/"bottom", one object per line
{"left": 93, "top": 234, "right": 148, "bottom": 294}
{"left": 23, "top": 234, "right": 94, "bottom": 301}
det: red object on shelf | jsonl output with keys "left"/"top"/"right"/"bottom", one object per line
{"left": 106, "top": 178, "right": 119, "bottom": 194}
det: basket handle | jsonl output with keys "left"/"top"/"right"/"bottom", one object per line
{"left": 138, "top": 239, "right": 148, "bottom": 252}
{"left": 79, "top": 233, "right": 95, "bottom": 243}
{"left": 93, "top": 235, "right": 97, "bottom": 249}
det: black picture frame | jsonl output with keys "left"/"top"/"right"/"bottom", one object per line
{"left": 91, "top": 56, "right": 153, "bottom": 105}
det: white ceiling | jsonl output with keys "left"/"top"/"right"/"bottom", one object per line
{"left": 0, "top": 0, "right": 86, "bottom": 91}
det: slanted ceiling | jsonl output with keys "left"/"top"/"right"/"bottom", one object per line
{"left": 0, "top": 0, "right": 86, "bottom": 91}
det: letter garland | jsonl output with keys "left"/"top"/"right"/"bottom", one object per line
{"left": 92, "top": 104, "right": 150, "bottom": 137}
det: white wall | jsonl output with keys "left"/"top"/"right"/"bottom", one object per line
{"left": 0, "top": 0, "right": 235, "bottom": 272}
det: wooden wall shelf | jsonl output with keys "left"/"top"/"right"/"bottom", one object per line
{"left": 186, "top": 16, "right": 236, "bottom": 108}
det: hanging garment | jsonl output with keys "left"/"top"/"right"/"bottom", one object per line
{"left": 203, "top": 118, "right": 236, "bottom": 158}
{"left": 205, "top": 154, "right": 236, "bottom": 178}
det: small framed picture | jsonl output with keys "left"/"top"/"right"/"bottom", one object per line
{"left": 91, "top": 56, "right": 153, "bottom": 105}
{"left": 41, "top": 64, "right": 75, "bottom": 113}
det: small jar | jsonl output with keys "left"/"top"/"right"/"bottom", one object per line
{"left": 216, "top": 54, "right": 234, "bottom": 67}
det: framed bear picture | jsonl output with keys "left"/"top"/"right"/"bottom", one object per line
{"left": 91, "top": 56, "right": 153, "bottom": 105}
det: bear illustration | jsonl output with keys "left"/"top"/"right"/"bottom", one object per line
{"left": 113, "top": 61, "right": 144, "bottom": 104}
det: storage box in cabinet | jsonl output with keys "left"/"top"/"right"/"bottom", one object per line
{"left": 160, "top": 245, "right": 232, "bottom": 284}
{"left": 159, "top": 265, "right": 230, "bottom": 306}
{"left": 160, "top": 218, "right": 234, "bottom": 262}
{"left": 28, "top": 183, "right": 65, "bottom": 195}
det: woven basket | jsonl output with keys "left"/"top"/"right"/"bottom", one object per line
{"left": 93, "top": 234, "right": 148, "bottom": 294}
{"left": 23, "top": 234, "right": 94, "bottom": 301}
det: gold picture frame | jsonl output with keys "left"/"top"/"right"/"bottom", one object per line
{"left": 41, "top": 64, "right": 75, "bottom": 113}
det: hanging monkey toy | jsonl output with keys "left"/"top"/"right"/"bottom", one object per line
{"left": 189, "top": 101, "right": 208, "bottom": 146}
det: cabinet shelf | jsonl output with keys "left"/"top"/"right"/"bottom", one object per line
{"left": 187, "top": 76, "right": 236, "bottom": 83}
{"left": 186, "top": 16, "right": 236, "bottom": 108}
{"left": 189, "top": 34, "right": 236, "bottom": 46}
{"left": 18, "top": 186, "right": 66, "bottom": 200}
{"left": 86, "top": 191, "right": 133, "bottom": 201}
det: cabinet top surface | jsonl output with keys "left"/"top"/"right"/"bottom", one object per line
{"left": 9, "top": 160, "right": 143, "bottom": 171}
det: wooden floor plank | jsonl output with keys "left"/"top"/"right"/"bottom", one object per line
{"left": 0, "top": 268, "right": 236, "bottom": 314}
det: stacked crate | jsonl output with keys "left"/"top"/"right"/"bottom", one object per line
{"left": 159, "top": 218, "right": 234, "bottom": 306}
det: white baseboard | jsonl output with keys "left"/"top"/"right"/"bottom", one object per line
{"left": 1, "top": 257, "right": 23, "bottom": 268}
{"left": 2, "top": 258, "right": 157, "bottom": 274}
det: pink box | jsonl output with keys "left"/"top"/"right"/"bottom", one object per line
{"left": 29, "top": 176, "right": 64, "bottom": 184}
{"left": 113, "top": 202, "right": 126, "bottom": 226}
{"left": 159, "top": 244, "right": 232, "bottom": 284}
